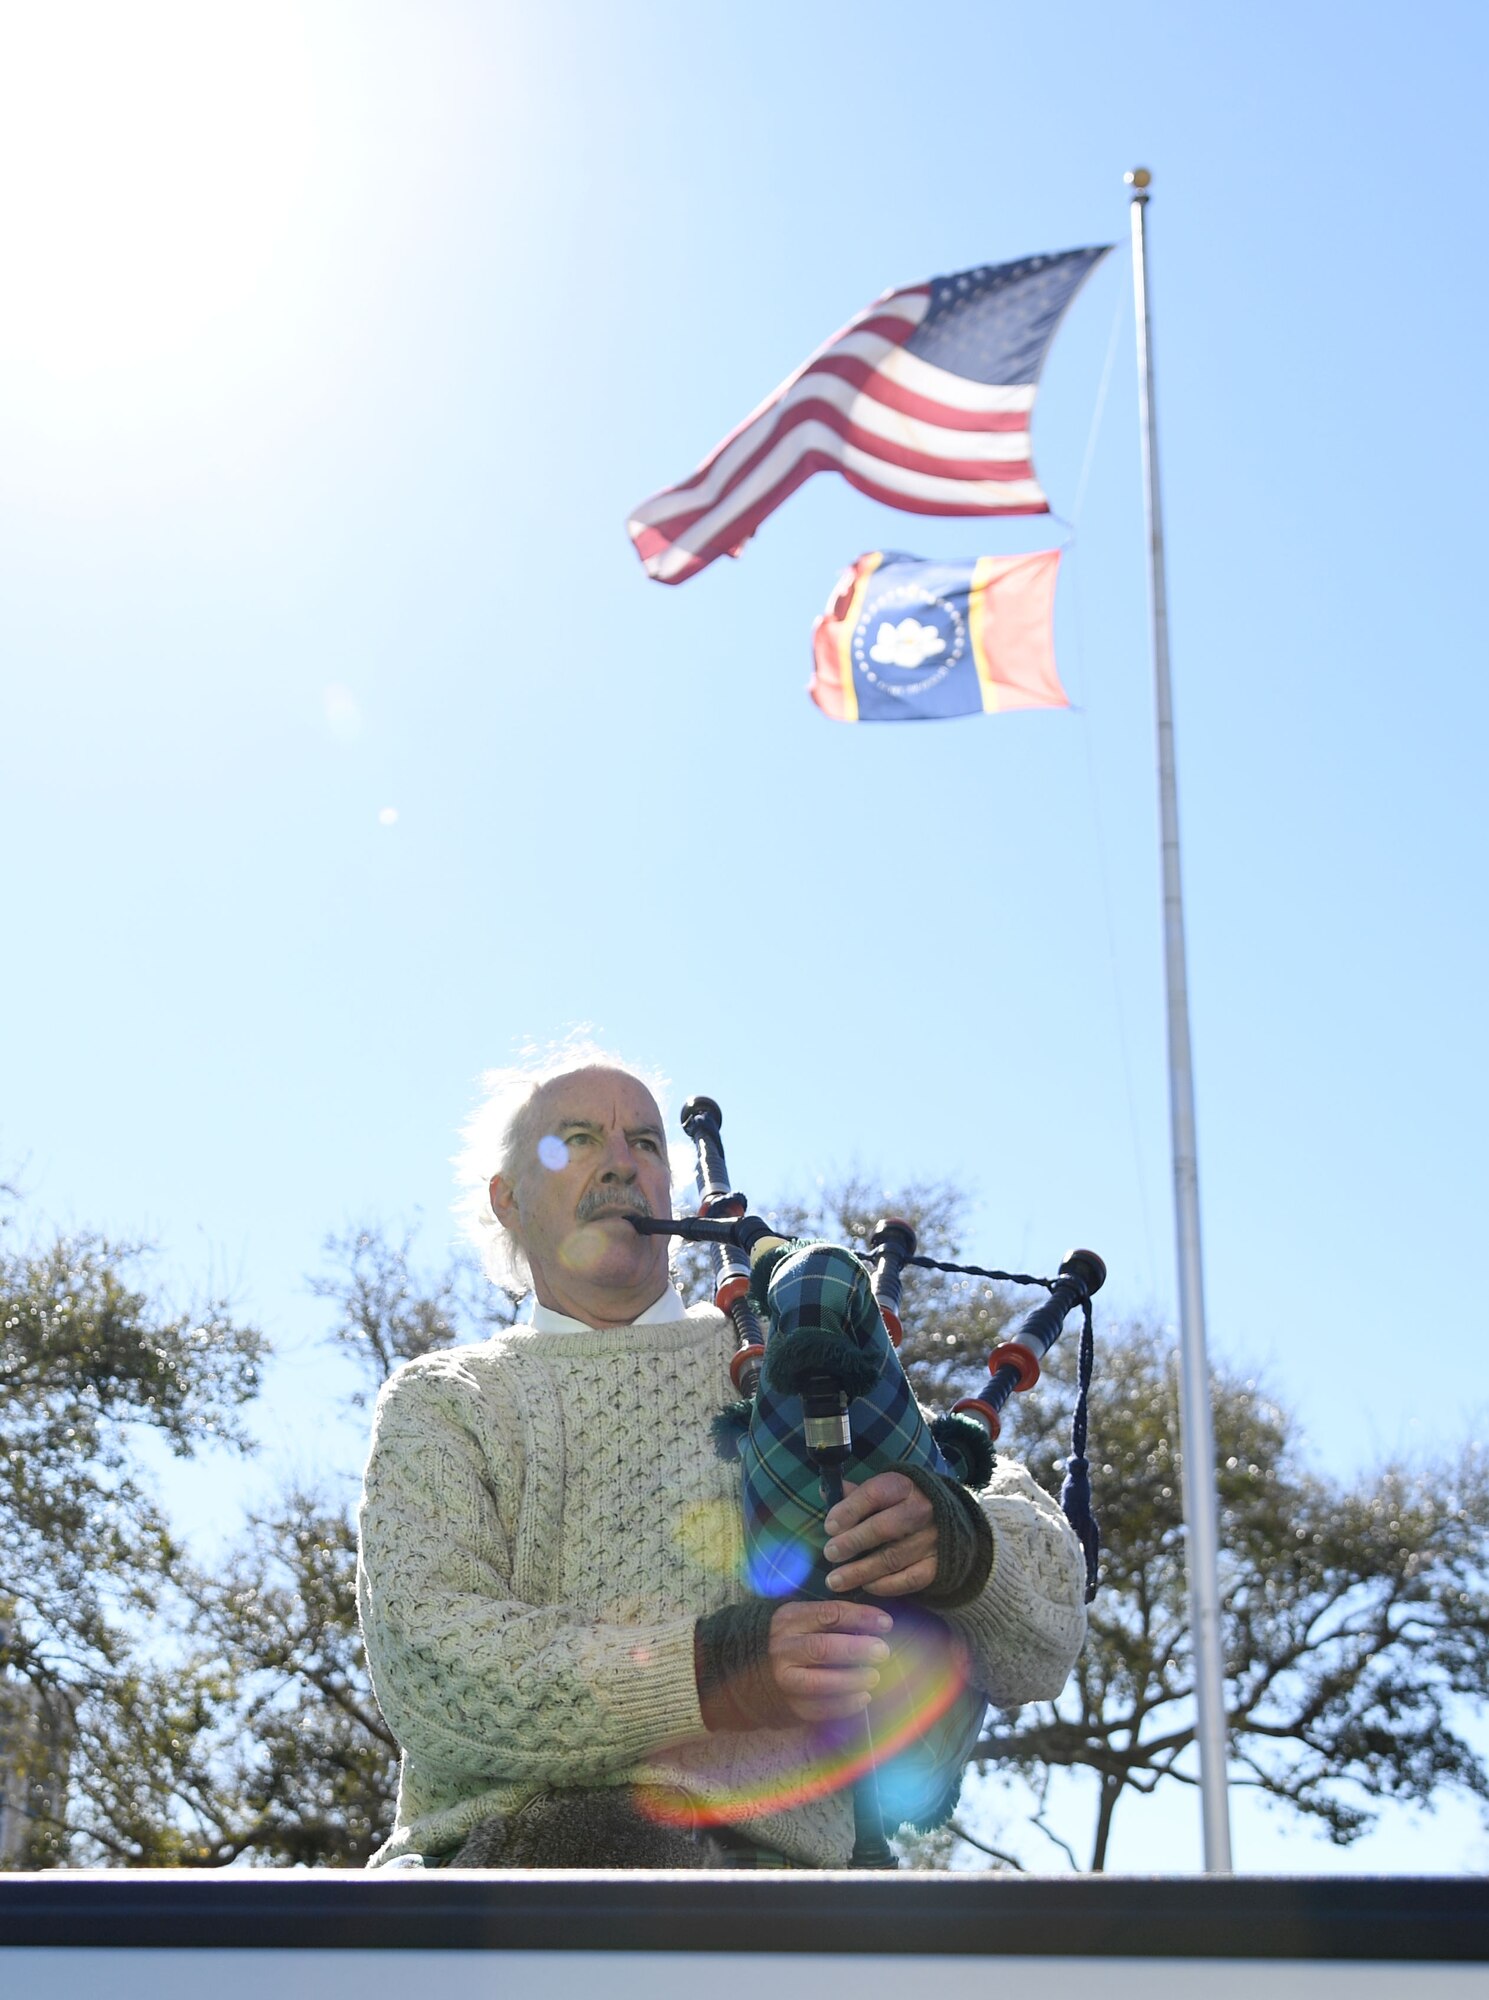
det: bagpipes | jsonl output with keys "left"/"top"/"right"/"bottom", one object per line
{"left": 628, "top": 1095, "right": 1105, "bottom": 1868}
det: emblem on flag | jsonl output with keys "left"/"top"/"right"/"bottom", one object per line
{"left": 628, "top": 246, "right": 1110, "bottom": 585}
{"left": 810, "top": 550, "right": 1068, "bottom": 723}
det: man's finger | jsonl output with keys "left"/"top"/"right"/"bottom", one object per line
{"left": 823, "top": 1471, "right": 917, "bottom": 1535}
{"left": 822, "top": 1497, "right": 930, "bottom": 1564}
{"left": 827, "top": 1529, "right": 939, "bottom": 1595}
{"left": 769, "top": 1599, "right": 893, "bottom": 1639}
{"left": 785, "top": 1630, "right": 892, "bottom": 1668}
{"left": 859, "top": 1556, "right": 939, "bottom": 1598}
{"left": 776, "top": 1664, "right": 883, "bottom": 1697}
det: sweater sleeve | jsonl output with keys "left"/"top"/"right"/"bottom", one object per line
{"left": 938, "top": 1457, "right": 1088, "bottom": 1709}
{"left": 356, "top": 1352, "right": 706, "bottom": 1785}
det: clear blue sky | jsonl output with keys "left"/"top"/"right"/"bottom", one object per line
{"left": 2, "top": 0, "right": 1485, "bottom": 1873}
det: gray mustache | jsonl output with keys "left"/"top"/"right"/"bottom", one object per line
{"left": 575, "top": 1186, "right": 652, "bottom": 1223}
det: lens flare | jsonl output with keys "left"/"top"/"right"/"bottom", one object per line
{"left": 536, "top": 1134, "right": 568, "bottom": 1172}
{"left": 640, "top": 1613, "right": 974, "bottom": 1829}
{"left": 744, "top": 1533, "right": 814, "bottom": 1598}
{"left": 671, "top": 1498, "right": 740, "bottom": 1580}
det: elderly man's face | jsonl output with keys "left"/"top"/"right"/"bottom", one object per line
{"left": 491, "top": 1067, "right": 674, "bottom": 1314}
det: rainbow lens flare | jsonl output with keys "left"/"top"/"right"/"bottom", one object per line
{"left": 641, "top": 1610, "right": 975, "bottom": 1828}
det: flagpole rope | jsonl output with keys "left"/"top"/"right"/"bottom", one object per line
{"left": 1056, "top": 273, "right": 1161, "bottom": 1291}
{"left": 1073, "top": 699, "right": 1160, "bottom": 1290}
{"left": 1072, "top": 284, "right": 1127, "bottom": 529}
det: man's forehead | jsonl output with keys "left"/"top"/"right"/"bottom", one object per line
{"left": 530, "top": 1067, "right": 664, "bottom": 1135}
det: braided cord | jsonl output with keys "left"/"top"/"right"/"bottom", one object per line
{"left": 876, "top": 1251, "right": 1060, "bottom": 1294}
{"left": 1071, "top": 1299, "right": 1094, "bottom": 1462}
{"left": 1061, "top": 1297, "right": 1100, "bottom": 1601}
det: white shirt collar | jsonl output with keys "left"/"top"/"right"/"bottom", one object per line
{"left": 529, "top": 1283, "right": 688, "bottom": 1334}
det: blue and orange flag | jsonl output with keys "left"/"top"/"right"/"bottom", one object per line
{"left": 810, "top": 549, "right": 1067, "bottom": 723}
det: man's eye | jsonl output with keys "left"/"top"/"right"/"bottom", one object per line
{"left": 635, "top": 1135, "right": 662, "bottom": 1154}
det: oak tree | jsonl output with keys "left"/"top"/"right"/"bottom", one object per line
{"left": 0, "top": 1224, "right": 262, "bottom": 1865}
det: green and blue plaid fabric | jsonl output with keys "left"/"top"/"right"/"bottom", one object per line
{"left": 737, "top": 1241, "right": 986, "bottom": 1831}
{"left": 740, "top": 1241, "right": 944, "bottom": 1598}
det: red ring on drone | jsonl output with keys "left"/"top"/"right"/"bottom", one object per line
{"left": 951, "top": 1396, "right": 1002, "bottom": 1441}
{"left": 986, "top": 1342, "right": 1041, "bottom": 1393}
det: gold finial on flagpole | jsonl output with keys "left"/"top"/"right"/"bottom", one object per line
{"left": 1125, "top": 165, "right": 1152, "bottom": 191}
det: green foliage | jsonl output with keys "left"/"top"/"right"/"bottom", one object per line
{"left": 0, "top": 1228, "right": 263, "bottom": 1866}
{"left": 2, "top": 1222, "right": 499, "bottom": 1869}
{"left": 172, "top": 1492, "right": 400, "bottom": 1865}
{"left": 978, "top": 1324, "right": 1489, "bottom": 1868}
{"left": 309, "top": 1224, "right": 516, "bottom": 1407}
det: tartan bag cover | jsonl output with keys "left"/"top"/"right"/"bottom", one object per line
{"left": 738, "top": 1240, "right": 987, "bottom": 1830}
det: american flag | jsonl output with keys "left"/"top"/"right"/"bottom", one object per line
{"left": 628, "top": 246, "right": 1111, "bottom": 586}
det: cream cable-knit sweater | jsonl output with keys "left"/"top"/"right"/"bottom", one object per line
{"left": 357, "top": 1303, "right": 1087, "bottom": 1868}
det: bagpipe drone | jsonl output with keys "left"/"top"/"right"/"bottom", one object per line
{"left": 626, "top": 1096, "right": 1106, "bottom": 1868}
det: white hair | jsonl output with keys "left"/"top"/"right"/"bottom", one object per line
{"left": 454, "top": 1039, "right": 674, "bottom": 1295}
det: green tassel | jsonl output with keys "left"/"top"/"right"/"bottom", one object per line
{"left": 710, "top": 1402, "right": 752, "bottom": 1461}
{"left": 930, "top": 1411, "right": 996, "bottom": 1490}
{"left": 763, "top": 1327, "right": 880, "bottom": 1399}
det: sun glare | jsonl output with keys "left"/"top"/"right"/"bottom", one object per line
{"left": 0, "top": 3, "right": 316, "bottom": 377}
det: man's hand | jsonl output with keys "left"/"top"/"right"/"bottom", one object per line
{"left": 822, "top": 1470, "right": 939, "bottom": 1597}
{"left": 767, "top": 1600, "right": 893, "bottom": 1721}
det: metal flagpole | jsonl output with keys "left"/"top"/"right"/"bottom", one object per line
{"left": 1125, "top": 165, "right": 1233, "bottom": 1873}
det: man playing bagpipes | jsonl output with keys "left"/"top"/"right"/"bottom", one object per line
{"left": 355, "top": 1054, "right": 1088, "bottom": 1868}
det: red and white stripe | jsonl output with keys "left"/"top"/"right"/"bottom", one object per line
{"left": 627, "top": 285, "right": 1046, "bottom": 586}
